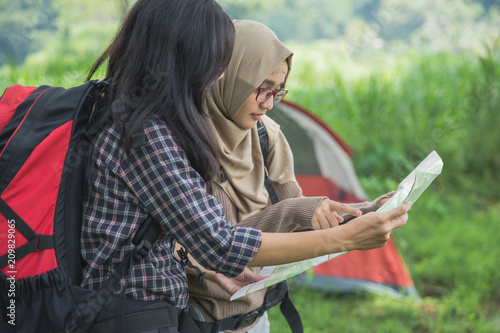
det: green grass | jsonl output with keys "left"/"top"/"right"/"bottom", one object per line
{"left": 2, "top": 38, "right": 500, "bottom": 333}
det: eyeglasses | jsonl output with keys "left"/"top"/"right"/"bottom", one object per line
{"left": 255, "top": 87, "right": 289, "bottom": 103}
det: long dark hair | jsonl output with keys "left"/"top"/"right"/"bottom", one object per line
{"left": 87, "top": 0, "right": 234, "bottom": 182}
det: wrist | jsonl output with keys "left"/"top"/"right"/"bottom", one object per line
{"left": 325, "top": 226, "right": 351, "bottom": 253}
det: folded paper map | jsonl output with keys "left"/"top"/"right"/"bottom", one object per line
{"left": 230, "top": 150, "right": 443, "bottom": 300}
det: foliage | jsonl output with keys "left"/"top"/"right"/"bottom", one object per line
{"left": 0, "top": 0, "right": 125, "bottom": 69}
{"left": 219, "top": 0, "right": 500, "bottom": 51}
{"left": 0, "top": 0, "right": 58, "bottom": 66}
{"left": 285, "top": 39, "right": 500, "bottom": 198}
{"left": 2, "top": 0, "right": 499, "bottom": 69}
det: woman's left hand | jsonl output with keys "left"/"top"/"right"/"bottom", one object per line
{"left": 206, "top": 268, "right": 266, "bottom": 296}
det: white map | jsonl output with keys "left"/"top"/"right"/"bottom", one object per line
{"left": 230, "top": 151, "right": 443, "bottom": 301}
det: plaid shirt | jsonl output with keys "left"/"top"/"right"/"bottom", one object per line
{"left": 81, "top": 120, "right": 262, "bottom": 308}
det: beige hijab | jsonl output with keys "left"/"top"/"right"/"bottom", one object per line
{"left": 208, "top": 20, "right": 296, "bottom": 221}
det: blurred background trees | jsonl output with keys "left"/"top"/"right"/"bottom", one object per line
{"left": 221, "top": 0, "right": 499, "bottom": 50}
{"left": 0, "top": 0, "right": 58, "bottom": 66}
{"left": 2, "top": 0, "right": 499, "bottom": 67}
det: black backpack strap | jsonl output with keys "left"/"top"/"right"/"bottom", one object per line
{"left": 278, "top": 282, "right": 304, "bottom": 333}
{"left": 82, "top": 216, "right": 203, "bottom": 333}
{"left": 193, "top": 281, "right": 302, "bottom": 333}
{"left": 257, "top": 120, "right": 302, "bottom": 332}
{"left": 84, "top": 216, "right": 161, "bottom": 327}
{"left": 0, "top": 197, "right": 54, "bottom": 268}
{"left": 257, "top": 119, "right": 280, "bottom": 204}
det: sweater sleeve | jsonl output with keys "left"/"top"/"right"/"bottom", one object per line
{"left": 237, "top": 179, "right": 325, "bottom": 232}
{"left": 211, "top": 180, "right": 324, "bottom": 232}
{"left": 237, "top": 195, "right": 325, "bottom": 232}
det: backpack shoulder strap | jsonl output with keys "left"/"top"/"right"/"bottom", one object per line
{"left": 0, "top": 85, "right": 38, "bottom": 133}
{"left": 257, "top": 120, "right": 303, "bottom": 331}
{"left": 257, "top": 119, "right": 280, "bottom": 204}
{"left": 83, "top": 216, "right": 162, "bottom": 328}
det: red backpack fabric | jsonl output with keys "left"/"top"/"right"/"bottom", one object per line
{"left": 1, "top": 85, "right": 68, "bottom": 280}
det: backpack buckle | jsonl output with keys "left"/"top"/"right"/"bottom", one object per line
{"left": 133, "top": 239, "right": 152, "bottom": 261}
{"left": 34, "top": 234, "right": 43, "bottom": 251}
{"left": 235, "top": 307, "right": 265, "bottom": 330}
{"left": 34, "top": 233, "right": 54, "bottom": 251}
{"left": 96, "top": 77, "right": 111, "bottom": 87}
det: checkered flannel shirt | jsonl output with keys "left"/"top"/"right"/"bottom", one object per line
{"left": 81, "top": 120, "right": 262, "bottom": 308}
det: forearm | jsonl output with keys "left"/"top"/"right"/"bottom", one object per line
{"left": 249, "top": 228, "right": 349, "bottom": 267}
{"left": 250, "top": 202, "right": 411, "bottom": 267}
{"left": 175, "top": 230, "right": 339, "bottom": 274}
{"left": 181, "top": 227, "right": 344, "bottom": 271}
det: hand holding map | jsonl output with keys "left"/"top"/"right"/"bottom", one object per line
{"left": 230, "top": 151, "right": 443, "bottom": 301}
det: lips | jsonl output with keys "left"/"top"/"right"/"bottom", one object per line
{"left": 252, "top": 114, "right": 264, "bottom": 120}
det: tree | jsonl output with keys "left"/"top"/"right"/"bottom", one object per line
{"left": 473, "top": 0, "right": 500, "bottom": 10}
{"left": 221, "top": 0, "right": 354, "bottom": 41}
{"left": 0, "top": 0, "right": 58, "bottom": 66}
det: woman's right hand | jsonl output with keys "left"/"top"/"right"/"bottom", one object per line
{"left": 339, "top": 201, "right": 411, "bottom": 251}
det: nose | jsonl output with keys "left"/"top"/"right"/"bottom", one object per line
{"left": 261, "top": 96, "right": 274, "bottom": 110}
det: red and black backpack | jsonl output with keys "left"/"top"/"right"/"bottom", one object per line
{"left": 0, "top": 80, "right": 190, "bottom": 333}
{"left": 0, "top": 80, "right": 303, "bottom": 333}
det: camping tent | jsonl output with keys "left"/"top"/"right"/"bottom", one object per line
{"left": 268, "top": 100, "right": 417, "bottom": 298}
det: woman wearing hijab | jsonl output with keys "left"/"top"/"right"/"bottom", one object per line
{"left": 187, "top": 20, "right": 397, "bottom": 333}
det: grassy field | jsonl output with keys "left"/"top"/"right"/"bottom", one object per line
{"left": 1, "top": 38, "right": 499, "bottom": 332}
